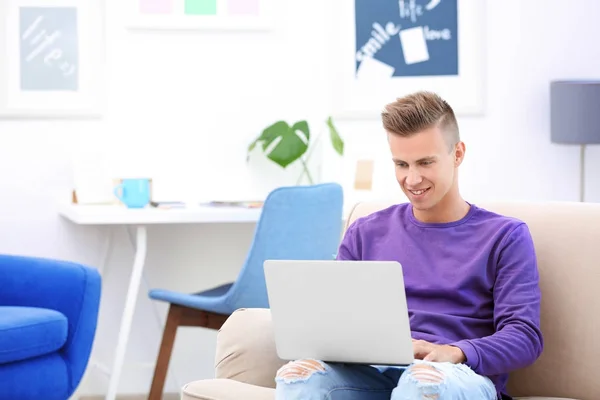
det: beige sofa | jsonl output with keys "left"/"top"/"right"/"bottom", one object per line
{"left": 182, "top": 201, "right": 600, "bottom": 400}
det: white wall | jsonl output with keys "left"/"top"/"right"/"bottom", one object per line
{"left": 1, "top": 0, "right": 599, "bottom": 397}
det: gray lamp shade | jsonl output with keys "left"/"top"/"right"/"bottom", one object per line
{"left": 550, "top": 81, "right": 600, "bottom": 144}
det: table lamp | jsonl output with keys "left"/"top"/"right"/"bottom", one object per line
{"left": 550, "top": 80, "right": 600, "bottom": 202}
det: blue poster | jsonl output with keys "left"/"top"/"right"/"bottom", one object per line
{"left": 19, "top": 7, "right": 79, "bottom": 91}
{"left": 354, "top": 0, "right": 458, "bottom": 78}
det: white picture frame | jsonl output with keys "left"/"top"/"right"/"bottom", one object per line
{"left": 328, "top": 0, "right": 486, "bottom": 120}
{"left": 0, "top": 0, "right": 105, "bottom": 118}
{"left": 126, "top": 0, "right": 274, "bottom": 31}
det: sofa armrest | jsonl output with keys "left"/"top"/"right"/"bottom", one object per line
{"left": 215, "top": 308, "right": 287, "bottom": 389}
{"left": 0, "top": 254, "right": 101, "bottom": 391}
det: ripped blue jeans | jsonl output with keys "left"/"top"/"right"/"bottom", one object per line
{"left": 275, "top": 359, "right": 498, "bottom": 400}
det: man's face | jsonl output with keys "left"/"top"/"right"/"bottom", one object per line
{"left": 387, "top": 126, "right": 464, "bottom": 211}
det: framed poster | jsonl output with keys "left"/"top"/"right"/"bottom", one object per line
{"left": 329, "top": 0, "right": 486, "bottom": 119}
{"left": 126, "top": 0, "right": 275, "bottom": 31}
{"left": 0, "top": 0, "right": 105, "bottom": 118}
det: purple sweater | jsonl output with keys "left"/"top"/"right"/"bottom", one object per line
{"left": 337, "top": 203, "right": 543, "bottom": 397}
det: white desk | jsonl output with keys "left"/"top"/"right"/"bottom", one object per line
{"left": 58, "top": 203, "right": 262, "bottom": 225}
{"left": 57, "top": 203, "right": 262, "bottom": 400}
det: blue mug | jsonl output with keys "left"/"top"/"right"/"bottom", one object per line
{"left": 114, "top": 178, "right": 151, "bottom": 208}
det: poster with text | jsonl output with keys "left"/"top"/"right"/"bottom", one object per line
{"left": 0, "top": 0, "right": 105, "bottom": 118}
{"left": 19, "top": 7, "right": 79, "bottom": 91}
{"left": 330, "top": 0, "right": 485, "bottom": 119}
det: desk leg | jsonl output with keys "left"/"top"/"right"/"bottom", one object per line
{"left": 105, "top": 226, "right": 148, "bottom": 400}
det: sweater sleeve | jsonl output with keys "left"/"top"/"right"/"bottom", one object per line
{"left": 451, "top": 223, "right": 544, "bottom": 376}
{"left": 336, "top": 221, "right": 361, "bottom": 260}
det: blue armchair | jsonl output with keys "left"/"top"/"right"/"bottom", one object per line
{"left": 0, "top": 254, "right": 102, "bottom": 400}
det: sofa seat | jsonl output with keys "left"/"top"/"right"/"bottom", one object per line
{"left": 181, "top": 379, "right": 579, "bottom": 400}
{"left": 182, "top": 379, "right": 275, "bottom": 400}
{"left": 0, "top": 306, "right": 68, "bottom": 364}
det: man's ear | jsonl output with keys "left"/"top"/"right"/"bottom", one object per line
{"left": 454, "top": 142, "right": 466, "bottom": 167}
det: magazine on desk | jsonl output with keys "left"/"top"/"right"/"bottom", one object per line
{"left": 150, "top": 201, "right": 264, "bottom": 209}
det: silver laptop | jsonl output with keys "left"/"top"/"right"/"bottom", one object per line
{"left": 263, "top": 260, "right": 414, "bottom": 366}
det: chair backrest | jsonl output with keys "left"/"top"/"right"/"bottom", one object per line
{"left": 225, "top": 183, "right": 344, "bottom": 311}
{"left": 345, "top": 200, "right": 600, "bottom": 400}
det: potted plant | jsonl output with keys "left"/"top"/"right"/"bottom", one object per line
{"left": 246, "top": 116, "right": 344, "bottom": 185}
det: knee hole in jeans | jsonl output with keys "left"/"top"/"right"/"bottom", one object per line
{"left": 403, "top": 364, "right": 445, "bottom": 400}
{"left": 275, "top": 359, "right": 326, "bottom": 384}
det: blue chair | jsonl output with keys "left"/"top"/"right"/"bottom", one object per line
{"left": 0, "top": 254, "right": 102, "bottom": 400}
{"left": 147, "top": 183, "right": 344, "bottom": 398}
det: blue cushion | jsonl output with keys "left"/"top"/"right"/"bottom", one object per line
{"left": 0, "top": 306, "right": 68, "bottom": 364}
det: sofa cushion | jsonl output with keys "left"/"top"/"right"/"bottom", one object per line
{"left": 0, "top": 306, "right": 68, "bottom": 364}
{"left": 182, "top": 379, "right": 275, "bottom": 400}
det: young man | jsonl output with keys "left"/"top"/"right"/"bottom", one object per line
{"left": 274, "top": 92, "right": 543, "bottom": 400}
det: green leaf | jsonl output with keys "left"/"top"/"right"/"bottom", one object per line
{"left": 258, "top": 121, "right": 289, "bottom": 151}
{"left": 246, "top": 140, "right": 259, "bottom": 162}
{"left": 326, "top": 116, "right": 344, "bottom": 156}
{"left": 247, "top": 120, "right": 309, "bottom": 168}
{"left": 247, "top": 121, "right": 287, "bottom": 162}
{"left": 247, "top": 140, "right": 258, "bottom": 153}
{"left": 291, "top": 120, "right": 310, "bottom": 143}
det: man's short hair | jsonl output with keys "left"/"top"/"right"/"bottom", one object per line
{"left": 381, "top": 91, "right": 460, "bottom": 150}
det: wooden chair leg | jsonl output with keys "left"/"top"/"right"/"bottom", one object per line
{"left": 149, "top": 304, "right": 183, "bottom": 400}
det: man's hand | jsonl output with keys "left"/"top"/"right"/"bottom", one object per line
{"left": 412, "top": 339, "right": 466, "bottom": 364}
